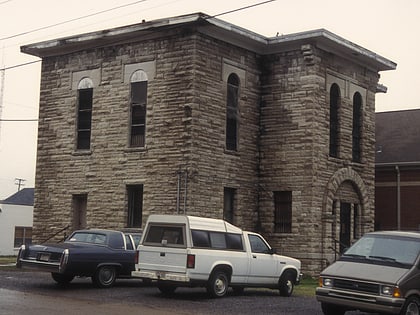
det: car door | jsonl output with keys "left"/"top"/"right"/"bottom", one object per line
{"left": 246, "top": 233, "right": 280, "bottom": 285}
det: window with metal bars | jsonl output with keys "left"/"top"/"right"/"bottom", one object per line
{"left": 129, "top": 71, "right": 148, "bottom": 147}
{"left": 329, "top": 84, "right": 340, "bottom": 158}
{"left": 226, "top": 74, "right": 239, "bottom": 151}
{"left": 76, "top": 87, "right": 93, "bottom": 150}
{"left": 352, "top": 92, "right": 362, "bottom": 162}
{"left": 127, "top": 185, "right": 143, "bottom": 228}
{"left": 223, "top": 187, "right": 236, "bottom": 224}
{"left": 274, "top": 191, "right": 292, "bottom": 233}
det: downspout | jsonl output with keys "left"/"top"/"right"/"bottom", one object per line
{"left": 183, "top": 170, "right": 188, "bottom": 214}
{"left": 395, "top": 165, "right": 401, "bottom": 230}
{"left": 176, "top": 169, "right": 181, "bottom": 214}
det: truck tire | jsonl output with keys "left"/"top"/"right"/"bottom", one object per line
{"left": 400, "top": 296, "right": 420, "bottom": 315}
{"left": 93, "top": 266, "right": 117, "bottom": 288}
{"left": 207, "top": 270, "right": 229, "bottom": 298}
{"left": 51, "top": 273, "right": 74, "bottom": 285}
{"left": 279, "top": 270, "right": 295, "bottom": 297}
{"left": 320, "top": 302, "right": 345, "bottom": 315}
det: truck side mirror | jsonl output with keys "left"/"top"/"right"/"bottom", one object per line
{"left": 268, "top": 248, "right": 276, "bottom": 255}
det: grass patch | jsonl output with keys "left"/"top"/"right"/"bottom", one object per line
{"left": 294, "top": 276, "right": 318, "bottom": 296}
{"left": 0, "top": 256, "right": 16, "bottom": 264}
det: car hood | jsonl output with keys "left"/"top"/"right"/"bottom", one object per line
{"left": 321, "top": 260, "right": 409, "bottom": 284}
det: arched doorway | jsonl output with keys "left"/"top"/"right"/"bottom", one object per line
{"left": 321, "top": 167, "right": 372, "bottom": 267}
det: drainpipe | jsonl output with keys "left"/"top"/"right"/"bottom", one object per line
{"left": 176, "top": 170, "right": 181, "bottom": 214}
{"left": 395, "top": 165, "right": 401, "bottom": 230}
{"left": 183, "top": 170, "right": 188, "bottom": 214}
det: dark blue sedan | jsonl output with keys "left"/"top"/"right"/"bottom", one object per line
{"left": 16, "top": 229, "right": 138, "bottom": 288}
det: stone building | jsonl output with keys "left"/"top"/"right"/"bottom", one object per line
{"left": 22, "top": 13, "right": 396, "bottom": 274}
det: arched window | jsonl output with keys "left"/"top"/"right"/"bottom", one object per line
{"left": 76, "top": 78, "right": 93, "bottom": 150}
{"left": 226, "top": 73, "right": 239, "bottom": 151}
{"left": 352, "top": 92, "right": 362, "bottom": 162}
{"left": 130, "top": 70, "right": 148, "bottom": 147}
{"left": 329, "top": 84, "right": 340, "bottom": 157}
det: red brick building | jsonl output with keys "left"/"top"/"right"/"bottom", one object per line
{"left": 375, "top": 109, "right": 420, "bottom": 231}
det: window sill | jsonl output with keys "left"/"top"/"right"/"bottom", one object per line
{"left": 124, "top": 146, "right": 147, "bottom": 153}
{"left": 224, "top": 149, "right": 240, "bottom": 156}
{"left": 72, "top": 150, "right": 92, "bottom": 156}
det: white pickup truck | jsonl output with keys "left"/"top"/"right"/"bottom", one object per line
{"left": 132, "top": 214, "right": 302, "bottom": 297}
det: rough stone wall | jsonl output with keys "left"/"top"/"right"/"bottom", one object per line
{"left": 33, "top": 29, "right": 261, "bottom": 242}
{"left": 257, "top": 44, "right": 378, "bottom": 274}
{"left": 34, "top": 30, "right": 200, "bottom": 241}
{"left": 33, "top": 27, "right": 378, "bottom": 275}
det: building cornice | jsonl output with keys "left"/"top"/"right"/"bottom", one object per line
{"left": 21, "top": 12, "right": 396, "bottom": 72}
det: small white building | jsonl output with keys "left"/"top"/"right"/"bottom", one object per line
{"left": 0, "top": 188, "right": 34, "bottom": 256}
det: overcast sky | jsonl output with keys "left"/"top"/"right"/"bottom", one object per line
{"left": 0, "top": 0, "right": 419, "bottom": 199}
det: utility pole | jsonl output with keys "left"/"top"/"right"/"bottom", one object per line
{"left": 0, "top": 41, "right": 4, "bottom": 140}
{"left": 15, "top": 178, "right": 26, "bottom": 191}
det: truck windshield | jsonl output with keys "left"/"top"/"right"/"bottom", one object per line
{"left": 343, "top": 235, "right": 420, "bottom": 266}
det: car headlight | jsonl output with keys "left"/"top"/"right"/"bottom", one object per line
{"left": 319, "top": 277, "right": 333, "bottom": 287}
{"left": 381, "top": 285, "right": 401, "bottom": 297}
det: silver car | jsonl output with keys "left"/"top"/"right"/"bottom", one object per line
{"left": 316, "top": 231, "right": 420, "bottom": 315}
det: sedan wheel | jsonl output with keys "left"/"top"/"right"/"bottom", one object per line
{"left": 51, "top": 273, "right": 74, "bottom": 285}
{"left": 93, "top": 266, "right": 117, "bottom": 288}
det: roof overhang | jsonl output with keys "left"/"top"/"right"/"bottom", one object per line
{"left": 21, "top": 12, "right": 396, "bottom": 72}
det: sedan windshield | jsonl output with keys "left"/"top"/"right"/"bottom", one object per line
{"left": 343, "top": 235, "right": 420, "bottom": 266}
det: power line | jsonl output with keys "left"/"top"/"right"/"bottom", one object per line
{"left": 1, "top": 60, "right": 41, "bottom": 71}
{"left": 0, "top": 119, "right": 38, "bottom": 121}
{"left": 0, "top": 0, "right": 149, "bottom": 41}
{"left": 211, "top": 0, "right": 276, "bottom": 18}
{"left": 0, "top": 0, "right": 277, "bottom": 72}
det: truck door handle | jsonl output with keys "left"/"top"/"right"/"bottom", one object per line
{"left": 160, "top": 252, "right": 166, "bottom": 257}
{"left": 252, "top": 255, "right": 257, "bottom": 258}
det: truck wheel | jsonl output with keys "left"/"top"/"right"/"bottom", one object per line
{"left": 320, "top": 302, "right": 345, "bottom": 315}
{"left": 93, "top": 266, "right": 116, "bottom": 288}
{"left": 207, "top": 270, "right": 229, "bottom": 298}
{"left": 51, "top": 273, "right": 74, "bottom": 285}
{"left": 279, "top": 271, "right": 295, "bottom": 297}
{"left": 400, "top": 296, "right": 420, "bottom": 315}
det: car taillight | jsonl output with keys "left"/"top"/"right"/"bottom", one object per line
{"left": 59, "top": 249, "right": 69, "bottom": 272}
{"left": 16, "top": 245, "right": 26, "bottom": 267}
{"left": 135, "top": 250, "right": 139, "bottom": 265}
{"left": 187, "top": 254, "right": 195, "bottom": 269}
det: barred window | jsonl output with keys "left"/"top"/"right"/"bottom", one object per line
{"left": 130, "top": 70, "right": 148, "bottom": 147}
{"left": 329, "top": 84, "right": 340, "bottom": 158}
{"left": 226, "top": 73, "right": 239, "bottom": 151}
{"left": 127, "top": 185, "right": 143, "bottom": 228}
{"left": 352, "top": 92, "right": 362, "bottom": 162}
{"left": 274, "top": 191, "right": 292, "bottom": 233}
{"left": 76, "top": 78, "right": 93, "bottom": 150}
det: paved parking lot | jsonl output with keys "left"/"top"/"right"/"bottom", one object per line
{"left": 0, "top": 268, "right": 371, "bottom": 315}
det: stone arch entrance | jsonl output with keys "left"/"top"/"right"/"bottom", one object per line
{"left": 321, "top": 167, "right": 373, "bottom": 267}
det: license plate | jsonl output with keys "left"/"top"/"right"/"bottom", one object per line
{"left": 39, "top": 253, "right": 50, "bottom": 262}
{"left": 156, "top": 271, "right": 166, "bottom": 279}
